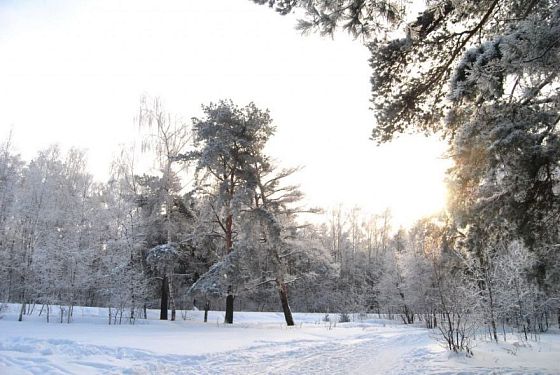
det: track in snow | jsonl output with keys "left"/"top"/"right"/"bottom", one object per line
{"left": 1, "top": 325, "right": 555, "bottom": 375}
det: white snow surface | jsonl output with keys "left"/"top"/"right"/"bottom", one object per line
{"left": 0, "top": 305, "right": 558, "bottom": 374}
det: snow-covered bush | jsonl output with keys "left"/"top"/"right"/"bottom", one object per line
{"left": 339, "top": 312, "right": 351, "bottom": 323}
{"left": 433, "top": 272, "right": 480, "bottom": 356}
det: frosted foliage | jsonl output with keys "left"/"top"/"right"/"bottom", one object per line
{"left": 450, "top": 40, "right": 505, "bottom": 101}
{"left": 146, "top": 243, "right": 179, "bottom": 275}
{"left": 446, "top": 6, "right": 560, "bottom": 321}
{"left": 0, "top": 146, "right": 104, "bottom": 310}
{"left": 450, "top": 9, "right": 560, "bottom": 103}
{"left": 188, "top": 250, "right": 243, "bottom": 298}
{"left": 399, "top": 249, "right": 434, "bottom": 313}
{"left": 191, "top": 100, "right": 274, "bottom": 191}
{"left": 491, "top": 241, "right": 546, "bottom": 335}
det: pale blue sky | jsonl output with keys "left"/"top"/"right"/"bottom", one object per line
{"left": 0, "top": 0, "right": 447, "bottom": 227}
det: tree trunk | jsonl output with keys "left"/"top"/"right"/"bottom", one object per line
{"left": 18, "top": 301, "right": 26, "bottom": 322}
{"left": 169, "top": 275, "right": 176, "bottom": 321}
{"left": 160, "top": 275, "right": 168, "bottom": 320}
{"left": 225, "top": 291, "right": 234, "bottom": 324}
{"left": 277, "top": 281, "right": 294, "bottom": 326}
{"left": 224, "top": 208, "right": 234, "bottom": 324}
{"left": 67, "top": 304, "right": 73, "bottom": 324}
{"left": 130, "top": 278, "right": 135, "bottom": 323}
{"left": 204, "top": 301, "right": 210, "bottom": 323}
{"left": 225, "top": 214, "right": 233, "bottom": 251}
{"left": 486, "top": 277, "right": 498, "bottom": 342}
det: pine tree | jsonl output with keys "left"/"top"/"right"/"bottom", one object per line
{"left": 186, "top": 99, "right": 275, "bottom": 324}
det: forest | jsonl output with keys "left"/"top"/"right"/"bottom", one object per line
{"left": 1, "top": 0, "right": 559, "bottom": 359}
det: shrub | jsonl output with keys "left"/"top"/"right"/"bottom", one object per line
{"left": 339, "top": 312, "right": 351, "bottom": 323}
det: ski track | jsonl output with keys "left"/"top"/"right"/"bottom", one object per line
{"left": 1, "top": 327, "right": 556, "bottom": 375}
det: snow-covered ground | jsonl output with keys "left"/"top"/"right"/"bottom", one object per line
{"left": 0, "top": 305, "right": 558, "bottom": 374}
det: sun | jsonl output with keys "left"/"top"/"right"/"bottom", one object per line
{"left": 374, "top": 135, "right": 450, "bottom": 228}
{"left": 341, "top": 134, "right": 450, "bottom": 228}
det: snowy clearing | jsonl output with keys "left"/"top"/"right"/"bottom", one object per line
{"left": 0, "top": 305, "right": 559, "bottom": 375}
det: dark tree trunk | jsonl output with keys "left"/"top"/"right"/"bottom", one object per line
{"left": 204, "top": 301, "right": 210, "bottom": 323}
{"left": 225, "top": 214, "right": 233, "bottom": 250}
{"left": 278, "top": 281, "right": 294, "bottom": 326}
{"left": 225, "top": 290, "right": 234, "bottom": 324}
{"left": 224, "top": 208, "right": 234, "bottom": 324}
{"left": 169, "top": 276, "right": 176, "bottom": 322}
{"left": 18, "top": 301, "right": 25, "bottom": 322}
{"left": 487, "top": 281, "right": 498, "bottom": 342}
{"left": 160, "top": 276, "right": 168, "bottom": 320}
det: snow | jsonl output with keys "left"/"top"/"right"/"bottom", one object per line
{"left": 0, "top": 305, "right": 559, "bottom": 374}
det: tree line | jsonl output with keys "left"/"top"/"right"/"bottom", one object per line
{"left": 1, "top": 96, "right": 557, "bottom": 353}
{"left": 0, "top": 99, "right": 385, "bottom": 326}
